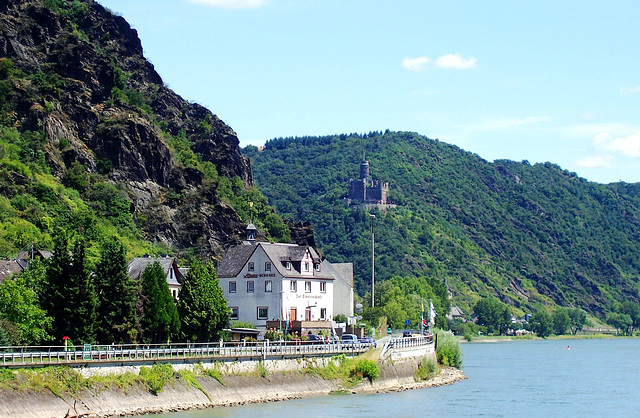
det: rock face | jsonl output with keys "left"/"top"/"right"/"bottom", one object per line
{"left": 0, "top": 0, "right": 254, "bottom": 255}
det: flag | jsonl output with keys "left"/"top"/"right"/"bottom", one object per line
{"left": 422, "top": 317, "right": 428, "bottom": 328}
{"left": 429, "top": 300, "right": 437, "bottom": 325}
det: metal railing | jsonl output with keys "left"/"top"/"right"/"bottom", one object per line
{"left": 379, "top": 334, "right": 434, "bottom": 359}
{"left": 0, "top": 340, "right": 375, "bottom": 367}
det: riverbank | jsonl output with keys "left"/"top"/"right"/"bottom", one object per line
{"left": 0, "top": 360, "right": 465, "bottom": 417}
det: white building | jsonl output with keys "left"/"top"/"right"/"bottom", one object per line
{"left": 217, "top": 225, "right": 352, "bottom": 330}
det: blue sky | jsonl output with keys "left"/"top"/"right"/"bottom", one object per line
{"left": 98, "top": 0, "right": 640, "bottom": 184}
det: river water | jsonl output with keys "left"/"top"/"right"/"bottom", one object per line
{"left": 148, "top": 338, "right": 640, "bottom": 417}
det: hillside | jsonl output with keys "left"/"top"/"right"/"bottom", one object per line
{"left": 0, "top": 0, "right": 290, "bottom": 259}
{"left": 244, "top": 132, "right": 640, "bottom": 316}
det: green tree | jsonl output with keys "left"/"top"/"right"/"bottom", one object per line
{"left": 473, "top": 296, "right": 511, "bottom": 335}
{"left": 606, "top": 312, "right": 632, "bottom": 335}
{"left": 65, "top": 237, "right": 98, "bottom": 343}
{"left": 43, "top": 232, "right": 98, "bottom": 344}
{"left": 0, "top": 276, "right": 52, "bottom": 345}
{"left": 140, "top": 262, "right": 179, "bottom": 343}
{"left": 95, "top": 237, "right": 138, "bottom": 343}
{"left": 530, "top": 310, "right": 553, "bottom": 338}
{"left": 619, "top": 302, "right": 640, "bottom": 334}
{"left": 568, "top": 308, "right": 587, "bottom": 335}
{"left": 176, "top": 259, "right": 229, "bottom": 342}
{"left": 552, "top": 308, "right": 571, "bottom": 335}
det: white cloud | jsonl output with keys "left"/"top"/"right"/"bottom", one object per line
{"left": 402, "top": 57, "right": 431, "bottom": 71}
{"left": 555, "top": 123, "right": 638, "bottom": 138}
{"left": 466, "top": 116, "right": 551, "bottom": 131}
{"left": 620, "top": 86, "right": 640, "bottom": 95}
{"left": 592, "top": 131, "right": 640, "bottom": 158}
{"left": 184, "top": 0, "right": 267, "bottom": 8}
{"left": 575, "top": 155, "right": 613, "bottom": 168}
{"left": 434, "top": 54, "right": 476, "bottom": 70}
{"left": 402, "top": 54, "right": 476, "bottom": 71}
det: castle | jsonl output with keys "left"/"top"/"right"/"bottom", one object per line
{"left": 348, "top": 158, "right": 390, "bottom": 205}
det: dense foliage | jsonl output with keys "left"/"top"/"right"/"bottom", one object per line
{"left": 140, "top": 262, "right": 180, "bottom": 344}
{"left": 176, "top": 259, "right": 229, "bottom": 342}
{"left": 245, "top": 131, "right": 640, "bottom": 318}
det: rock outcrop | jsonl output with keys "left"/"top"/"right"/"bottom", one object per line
{"left": 0, "top": 0, "right": 255, "bottom": 256}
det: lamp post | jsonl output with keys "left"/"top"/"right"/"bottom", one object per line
{"left": 370, "top": 214, "right": 375, "bottom": 308}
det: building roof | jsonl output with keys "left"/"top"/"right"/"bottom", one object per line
{"left": 322, "top": 261, "right": 354, "bottom": 288}
{"left": 127, "top": 256, "right": 182, "bottom": 285}
{"left": 0, "top": 258, "right": 27, "bottom": 283}
{"left": 218, "top": 242, "right": 332, "bottom": 280}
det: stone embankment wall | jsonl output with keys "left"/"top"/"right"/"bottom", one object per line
{"left": 0, "top": 353, "right": 465, "bottom": 418}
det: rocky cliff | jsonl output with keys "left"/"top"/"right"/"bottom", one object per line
{"left": 0, "top": 0, "right": 260, "bottom": 256}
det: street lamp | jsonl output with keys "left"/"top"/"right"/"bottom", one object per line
{"left": 370, "top": 214, "right": 375, "bottom": 308}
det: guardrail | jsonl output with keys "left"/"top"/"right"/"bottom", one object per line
{"left": 379, "top": 334, "right": 434, "bottom": 359}
{"left": 0, "top": 340, "right": 375, "bottom": 368}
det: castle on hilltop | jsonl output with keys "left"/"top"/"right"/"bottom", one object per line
{"left": 348, "top": 158, "right": 390, "bottom": 205}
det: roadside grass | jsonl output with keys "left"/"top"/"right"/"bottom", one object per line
{"left": 0, "top": 362, "right": 228, "bottom": 398}
{"left": 303, "top": 353, "right": 381, "bottom": 388}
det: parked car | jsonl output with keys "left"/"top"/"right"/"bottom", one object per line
{"left": 402, "top": 330, "right": 413, "bottom": 338}
{"left": 307, "top": 334, "right": 327, "bottom": 344}
{"left": 340, "top": 333, "right": 359, "bottom": 344}
{"left": 359, "top": 336, "right": 377, "bottom": 347}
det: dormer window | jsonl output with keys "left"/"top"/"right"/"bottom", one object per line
{"left": 314, "top": 263, "right": 320, "bottom": 271}
{"left": 304, "top": 262, "right": 309, "bottom": 272}
{"left": 285, "top": 261, "right": 291, "bottom": 270}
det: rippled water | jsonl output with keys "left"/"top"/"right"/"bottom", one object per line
{"left": 148, "top": 338, "right": 640, "bottom": 417}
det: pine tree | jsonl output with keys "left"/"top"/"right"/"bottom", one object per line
{"left": 66, "top": 237, "right": 98, "bottom": 343}
{"left": 95, "top": 237, "right": 138, "bottom": 343}
{"left": 43, "top": 232, "right": 97, "bottom": 344}
{"left": 140, "top": 262, "right": 179, "bottom": 343}
{"left": 43, "top": 231, "right": 72, "bottom": 343}
{"left": 177, "top": 259, "right": 229, "bottom": 342}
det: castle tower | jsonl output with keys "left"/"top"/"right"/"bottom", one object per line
{"left": 360, "top": 159, "right": 370, "bottom": 181}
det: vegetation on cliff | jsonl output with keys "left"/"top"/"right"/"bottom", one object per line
{"left": 245, "top": 132, "right": 640, "bottom": 319}
{"left": 0, "top": 0, "right": 291, "bottom": 263}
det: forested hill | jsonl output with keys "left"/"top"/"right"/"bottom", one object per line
{"left": 244, "top": 131, "right": 640, "bottom": 317}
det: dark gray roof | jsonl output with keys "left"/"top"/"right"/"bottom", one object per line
{"left": 217, "top": 245, "right": 258, "bottom": 278}
{"left": 218, "top": 243, "right": 332, "bottom": 280}
{"left": 128, "top": 257, "right": 182, "bottom": 285}
{"left": 325, "top": 262, "right": 354, "bottom": 288}
{"left": 0, "top": 259, "right": 26, "bottom": 283}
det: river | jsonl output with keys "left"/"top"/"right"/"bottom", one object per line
{"left": 148, "top": 338, "right": 640, "bottom": 417}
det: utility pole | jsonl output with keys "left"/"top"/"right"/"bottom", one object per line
{"left": 370, "top": 214, "right": 375, "bottom": 308}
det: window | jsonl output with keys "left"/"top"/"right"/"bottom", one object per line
{"left": 265, "top": 261, "right": 271, "bottom": 271}
{"left": 305, "top": 281, "right": 311, "bottom": 293}
{"left": 315, "top": 263, "right": 320, "bottom": 271}
{"left": 290, "top": 280, "right": 297, "bottom": 292}
{"left": 320, "top": 282, "right": 326, "bottom": 293}
{"left": 320, "top": 308, "right": 326, "bottom": 320}
{"left": 304, "top": 262, "right": 309, "bottom": 272}
{"left": 248, "top": 262, "right": 254, "bottom": 272}
{"left": 230, "top": 307, "right": 239, "bottom": 320}
{"left": 229, "top": 281, "right": 236, "bottom": 293}
{"left": 257, "top": 306, "right": 268, "bottom": 320}
{"left": 285, "top": 261, "right": 291, "bottom": 270}
{"left": 247, "top": 281, "right": 254, "bottom": 293}
{"left": 265, "top": 280, "right": 272, "bottom": 293}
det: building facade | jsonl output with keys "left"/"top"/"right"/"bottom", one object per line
{"left": 127, "top": 256, "right": 184, "bottom": 300}
{"left": 218, "top": 228, "right": 352, "bottom": 330}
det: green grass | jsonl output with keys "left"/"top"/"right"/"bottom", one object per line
{"left": 414, "top": 357, "right": 439, "bottom": 381}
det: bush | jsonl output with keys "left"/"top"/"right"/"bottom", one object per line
{"left": 139, "top": 363, "right": 176, "bottom": 395}
{"left": 435, "top": 330, "right": 463, "bottom": 369}
{"left": 414, "top": 357, "right": 438, "bottom": 381}
{"left": 352, "top": 359, "right": 380, "bottom": 382}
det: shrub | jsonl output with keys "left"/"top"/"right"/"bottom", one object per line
{"left": 435, "top": 330, "right": 463, "bottom": 369}
{"left": 414, "top": 357, "right": 439, "bottom": 381}
{"left": 352, "top": 359, "right": 380, "bottom": 382}
{"left": 139, "top": 363, "right": 176, "bottom": 395}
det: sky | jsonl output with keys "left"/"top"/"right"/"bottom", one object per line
{"left": 97, "top": 0, "right": 640, "bottom": 184}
